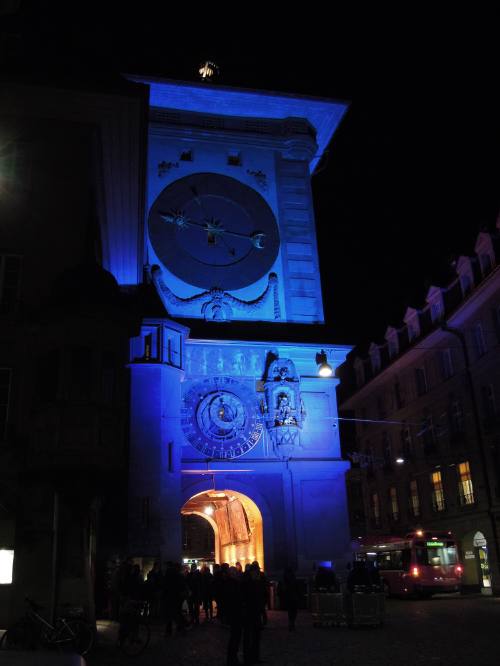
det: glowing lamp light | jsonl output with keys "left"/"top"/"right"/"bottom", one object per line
{"left": 204, "top": 505, "right": 214, "bottom": 516}
{"left": 316, "top": 350, "right": 333, "bottom": 377}
{"left": 395, "top": 457, "right": 405, "bottom": 464}
{"left": 411, "top": 566, "right": 420, "bottom": 578}
{"left": 416, "top": 530, "right": 424, "bottom": 537}
{"left": 198, "top": 60, "right": 220, "bottom": 82}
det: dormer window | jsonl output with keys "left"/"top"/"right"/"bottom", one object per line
{"left": 404, "top": 308, "right": 420, "bottom": 342}
{"left": 426, "top": 286, "right": 444, "bottom": 324}
{"left": 475, "top": 232, "right": 495, "bottom": 278}
{"left": 385, "top": 327, "right": 399, "bottom": 359}
{"left": 456, "top": 256, "right": 474, "bottom": 297}
{"left": 354, "top": 358, "right": 365, "bottom": 388}
{"left": 369, "top": 344, "right": 381, "bottom": 374}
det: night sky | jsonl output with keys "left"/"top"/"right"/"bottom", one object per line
{"left": 4, "top": 5, "right": 500, "bottom": 349}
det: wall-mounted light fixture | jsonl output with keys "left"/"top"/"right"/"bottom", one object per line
{"left": 204, "top": 505, "right": 214, "bottom": 516}
{"left": 316, "top": 350, "right": 333, "bottom": 377}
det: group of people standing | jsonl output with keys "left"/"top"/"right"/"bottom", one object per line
{"left": 110, "top": 558, "right": 269, "bottom": 666}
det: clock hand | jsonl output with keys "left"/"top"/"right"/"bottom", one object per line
{"left": 160, "top": 211, "right": 266, "bottom": 249}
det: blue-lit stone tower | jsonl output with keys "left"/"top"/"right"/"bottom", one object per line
{"left": 121, "top": 77, "right": 351, "bottom": 573}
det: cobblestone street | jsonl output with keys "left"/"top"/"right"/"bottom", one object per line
{"left": 84, "top": 594, "right": 499, "bottom": 666}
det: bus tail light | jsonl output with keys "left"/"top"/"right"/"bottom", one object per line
{"left": 455, "top": 565, "right": 463, "bottom": 575}
{"left": 411, "top": 566, "right": 420, "bottom": 577}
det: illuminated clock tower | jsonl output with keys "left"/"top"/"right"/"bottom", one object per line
{"left": 120, "top": 76, "right": 352, "bottom": 573}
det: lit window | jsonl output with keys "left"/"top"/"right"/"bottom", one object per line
{"left": 431, "top": 470, "right": 446, "bottom": 512}
{"left": 473, "top": 322, "right": 487, "bottom": 358}
{"left": 458, "top": 461, "right": 475, "bottom": 505}
{"left": 0, "top": 549, "right": 14, "bottom": 584}
{"left": 389, "top": 487, "right": 399, "bottom": 521}
{"left": 0, "top": 255, "right": 22, "bottom": 315}
{"left": 409, "top": 479, "right": 420, "bottom": 517}
{"left": 440, "top": 348, "right": 454, "bottom": 380}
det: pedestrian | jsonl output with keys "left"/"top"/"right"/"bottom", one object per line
{"left": 226, "top": 566, "right": 244, "bottom": 666}
{"left": 242, "top": 562, "right": 264, "bottom": 665}
{"left": 278, "top": 567, "right": 300, "bottom": 631}
{"left": 201, "top": 565, "right": 214, "bottom": 621}
{"left": 187, "top": 563, "right": 202, "bottom": 625}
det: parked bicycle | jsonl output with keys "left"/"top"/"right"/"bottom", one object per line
{"left": 118, "top": 599, "right": 151, "bottom": 656}
{"left": 0, "top": 597, "right": 95, "bottom": 656}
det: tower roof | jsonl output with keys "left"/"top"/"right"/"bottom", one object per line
{"left": 125, "top": 75, "right": 349, "bottom": 173}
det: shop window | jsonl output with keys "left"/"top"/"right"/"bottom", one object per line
{"left": 430, "top": 470, "right": 446, "bottom": 512}
{"left": 458, "top": 461, "right": 475, "bottom": 505}
{"left": 0, "top": 549, "right": 14, "bottom": 584}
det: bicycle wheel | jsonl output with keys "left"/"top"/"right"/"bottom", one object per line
{"left": 119, "top": 622, "right": 150, "bottom": 656}
{"left": 61, "top": 619, "right": 95, "bottom": 656}
{"left": 0, "top": 620, "right": 36, "bottom": 650}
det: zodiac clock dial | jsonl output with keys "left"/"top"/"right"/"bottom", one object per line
{"left": 148, "top": 173, "right": 280, "bottom": 291}
{"left": 181, "top": 376, "right": 264, "bottom": 459}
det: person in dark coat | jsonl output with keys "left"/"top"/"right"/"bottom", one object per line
{"left": 201, "top": 565, "right": 214, "bottom": 621}
{"left": 243, "top": 562, "right": 264, "bottom": 665}
{"left": 187, "top": 563, "right": 203, "bottom": 625}
{"left": 226, "top": 566, "right": 244, "bottom": 666}
{"left": 163, "top": 561, "right": 188, "bottom": 635}
{"left": 278, "top": 567, "right": 300, "bottom": 631}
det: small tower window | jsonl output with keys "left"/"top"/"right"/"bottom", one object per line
{"left": 180, "top": 149, "right": 193, "bottom": 162}
{"left": 227, "top": 151, "right": 242, "bottom": 166}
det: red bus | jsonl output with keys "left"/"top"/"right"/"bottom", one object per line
{"left": 354, "top": 530, "right": 463, "bottom": 598}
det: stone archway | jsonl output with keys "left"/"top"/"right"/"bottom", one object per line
{"left": 181, "top": 490, "right": 264, "bottom": 569}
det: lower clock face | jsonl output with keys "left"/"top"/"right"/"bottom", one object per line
{"left": 181, "top": 377, "right": 263, "bottom": 459}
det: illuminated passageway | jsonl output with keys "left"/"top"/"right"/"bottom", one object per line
{"left": 181, "top": 490, "right": 264, "bottom": 568}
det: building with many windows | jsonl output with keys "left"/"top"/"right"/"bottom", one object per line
{"left": 341, "top": 224, "right": 500, "bottom": 594}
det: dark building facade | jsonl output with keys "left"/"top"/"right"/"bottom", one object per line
{"left": 340, "top": 226, "right": 500, "bottom": 594}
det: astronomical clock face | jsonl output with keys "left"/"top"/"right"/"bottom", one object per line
{"left": 181, "top": 376, "right": 264, "bottom": 459}
{"left": 148, "top": 173, "right": 280, "bottom": 291}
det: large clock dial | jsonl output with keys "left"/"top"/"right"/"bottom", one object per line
{"left": 148, "top": 173, "right": 280, "bottom": 291}
{"left": 181, "top": 376, "right": 264, "bottom": 459}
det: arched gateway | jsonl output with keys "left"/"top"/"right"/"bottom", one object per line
{"left": 181, "top": 490, "right": 264, "bottom": 568}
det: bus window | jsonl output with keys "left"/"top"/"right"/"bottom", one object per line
{"left": 391, "top": 550, "right": 403, "bottom": 570}
{"left": 377, "top": 552, "right": 392, "bottom": 570}
{"left": 416, "top": 544, "right": 457, "bottom": 566}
